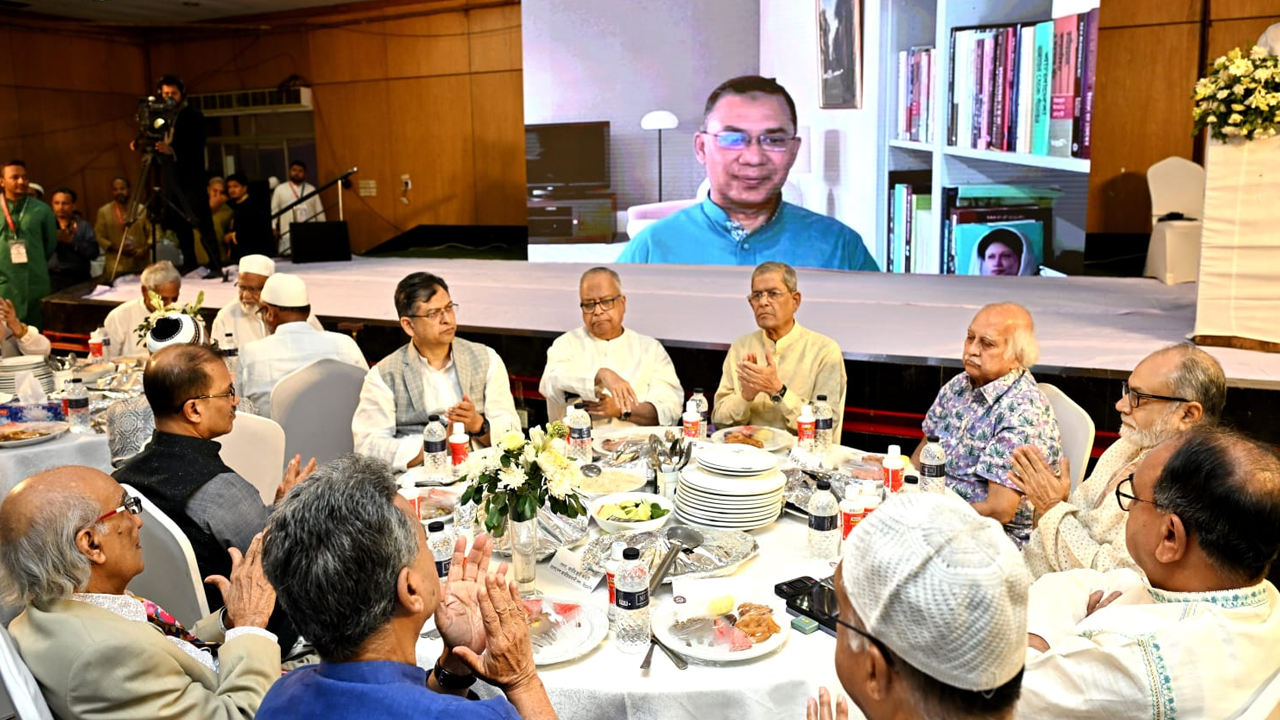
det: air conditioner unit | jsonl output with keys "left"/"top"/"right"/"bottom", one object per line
{"left": 188, "top": 87, "right": 313, "bottom": 116}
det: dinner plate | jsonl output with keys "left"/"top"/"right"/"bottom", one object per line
{"left": 0, "top": 422, "right": 70, "bottom": 448}
{"left": 591, "top": 426, "right": 675, "bottom": 456}
{"left": 675, "top": 487, "right": 785, "bottom": 508}
{"left": 675, "top": 491, "right": 784, "bottom": 518}
{"left": 710, "top": 425, "right": 795, "bottom": 453}
{"left": 695, "top": 443, "right": 778, "bottom": 475}
{"left": 652, "top": 601, "right": 790, "bottom": 663}
{"left": 522, "top": 598, "right": 609, "bottom": 666}
{"left": 679, "top": 465, "right": 786, "bottom": 496}
{"left": 675, "top": 506, "right": 782, "bottom": 531}
{"left": 676, "top": 502, "right": 783, "bottom": 525}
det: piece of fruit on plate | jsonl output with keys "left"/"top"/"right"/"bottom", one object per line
{"left": 520, "top": 598, "right": 582, "bottom": 625}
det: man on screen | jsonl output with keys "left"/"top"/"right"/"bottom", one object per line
{"left": 618, "top": 76, "right": 878, "bottom": 272}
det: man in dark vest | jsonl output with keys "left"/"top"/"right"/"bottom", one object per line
{"left": 352, "top": 271, "right": 520, "bottom": 471}
{"left": 114, "top": 343, "right": 315, "bottom": 654}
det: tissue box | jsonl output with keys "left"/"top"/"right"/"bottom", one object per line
{"left": 0, "top": 402, "right": 67, "bottom": 423}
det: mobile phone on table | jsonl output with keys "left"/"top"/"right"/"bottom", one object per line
{"left": 775, "top": 575, "right": 839, "bottom": 638}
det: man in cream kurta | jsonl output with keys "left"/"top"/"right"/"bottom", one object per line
{"left": 352, "top": 271, "right": 518, "bottom": 471}
{"left": 1018, "top": 427, "right": 1280, "bottom": 719}
{"left": 541, "top": 267, "right": 683, "bottom": 430}
{"left": 712, "top": 262, "right": 845, "bottom": 433}
{"left": 210, "top": 254, "right": 321, "bottom": 351}
{"left": 1014, "top": 344, "right": 1225, "bottom": 578}
{"left": 103, "top": 261, "right": 182, "bottom": 359}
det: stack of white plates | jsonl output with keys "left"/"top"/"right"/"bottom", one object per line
{"left": 694, "top": 443, "right": 778, "bottom": 476}
{"left": 0, "top": 356, "right": 54, "bottom": 394}
{"left": 675, "top": 462, "right": 786, "bottom": 531}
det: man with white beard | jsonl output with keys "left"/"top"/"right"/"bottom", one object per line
{"left": 1010, "top": 343, "right": 1225, "bottom": 577}
{"left": 210, "top": 254, "right": 321, "bottom": 350}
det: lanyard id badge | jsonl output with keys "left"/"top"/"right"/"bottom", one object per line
{"left": 10, "top": 241, "right": 28, "bottom": 264}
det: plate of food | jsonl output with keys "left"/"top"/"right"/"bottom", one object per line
{"left": 711, "top": 426, "right": 795, "bottom": 453}
{"left": 587, "top": 491, "right": 673, "bottom": 533}
{"left": 571, "top": 467, "right": 647, "bottom": 499}
{"left": 0, "top": 421, "right": 69, "bottom": 448}
{"left": 652, "top": 596, "right": 789, "bottom": 663}
{"left": 592, "top": 426, "right": 677, "bottom": 456}
{"left": 520, "top": 597, "right": 609, "bottom": 666}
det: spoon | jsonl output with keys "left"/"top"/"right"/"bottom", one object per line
{"left": 580, "top": 463, "right": 602, "bottom": 477}
{"left": 653, "top": 635, "right": 689, "bottom": 669}
{"left": 639, "top": 636, "right": 659, "bottom": 670}
{"left": 649, "top": 525, "right": 704, "bottom": 594}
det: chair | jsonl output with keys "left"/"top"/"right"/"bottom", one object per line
{"left": 119, "top": 484, "right": 210, "bottom": 631}
{"left": 1144, "top": 156, "right": 1205, "bottom": 285}
{"left": 270, "top": 358, "right": 367, "bottom": 471}
{"left": 0, "top": 625, "right": 54, "bottom": 720}
{"left": 1039, "top": 383, "right": 1095, "bottom": 493}
{"left": 217, "top": 413, "right": 287, "bottom": 505}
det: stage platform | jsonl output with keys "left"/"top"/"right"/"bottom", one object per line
{"left": 66, "top": 256, "right": 1280, "bottom": 390}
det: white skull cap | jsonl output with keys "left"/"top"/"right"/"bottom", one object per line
{"left": 237, "top": 254, "right": 275, "bottom": 277}
{"left": 146, "top": 313, "right": 206, "bottom": 353}
{"left": 841, "top": 492, "right": 1031, "bottom": 692}
{"left": 261, "top": 273, "right": 308, "bottom": 307}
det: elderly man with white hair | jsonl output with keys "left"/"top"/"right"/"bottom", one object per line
{"left": 911, "top": 302, "right": 1060, "bottom": 548}
{"left": 210, "top": 254, "right": 322, "bottom": 350}
{"left": 238, "top": 273, "right": 367, "bottom": 418}
{"left": 806, "top": 492, "right": 1031, "bottom": 720}
{"left": 103, "top": 260, "right": 182, "bottom": 358}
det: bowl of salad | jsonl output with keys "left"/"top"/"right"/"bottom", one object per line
{"left": 587, "top": 492, "right": 674, "bottom": 534}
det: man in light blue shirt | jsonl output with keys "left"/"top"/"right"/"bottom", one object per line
{"left": 618, "top": 76, "right": 878, "bottom": 272}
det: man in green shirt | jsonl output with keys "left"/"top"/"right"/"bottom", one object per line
{"left": 0, "top": 160, "right": 56, "bottom": 326}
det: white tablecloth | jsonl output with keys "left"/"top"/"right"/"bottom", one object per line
{"left": 417, "top": 513, "right": 860, "bottom": 720}
{"left": 0, "top": 432, "right": 112, "bottom": 500}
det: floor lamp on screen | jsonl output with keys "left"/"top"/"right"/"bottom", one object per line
{"left": 641, "top": 110, "right": 679, "bottom": 202}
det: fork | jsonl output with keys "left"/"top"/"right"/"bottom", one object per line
{"left": 529, "top": 618, "right": 559, "bottom": 650}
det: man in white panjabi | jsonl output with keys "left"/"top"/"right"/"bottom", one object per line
{"left": 712, "top": 261, "right": 846, "bottom": 433}
{"left": 270, "top": 161, "right": 325, "bottom": 256}
{"left": 0, "top": 296, "right": 50, "bottom": 358}
{"left": 1012, "top": 343, "right": 1225, "bottom": 578}
{"left": 102, "top": 260, "right": 181, "bottom": 359}
{"left": 237, "top": 274, "right": 367, "bottom": 419}
{"left": 1019, "top": 426, "right": 1280, "bottom": 719}
{"left": 540, "top": 267, "right": 683, "bottom": 431}
{"left": 352, "top": 271, "right": 519, "bottom": 470}
{"left": 209, "top": 254, "right": 321, "bottom": 351}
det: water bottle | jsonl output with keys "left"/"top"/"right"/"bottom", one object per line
{"left": 66, "top": 378, "right": 91, "bottom": 433}
{"left": 427, "top": 520, "right": 454, "bottom": 578}
{"left": 220, "top": 333, "right": 238, "bottom": 377}
{"left": 422, "top": 414, "right": 450, "bottom": 484}
{"left": 813, "top": 395, "right": 835, "bottom": 457}
{"left": 566, "top": 402, "right": 592, "bottom": 462}
{"left": 614, "top": 547, "right": 651, "bottom": 654}
{"left": 920, "top": 434, "right": 947, "bottom": 492}
{"left": 797, "top": 404, "right": 817, "bottom": 454}
{"left": 807, "top": 479, "right": 840, "bottom": 558}
{"left": 605, "top": 541, "right": 626, "bottom": 628}
{"left": 690, "top": 387, "right": 710, "bottom": 439}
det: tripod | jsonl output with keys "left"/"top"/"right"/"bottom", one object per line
{"left": 112, "top": 146, "right": 221, "bottom": 282}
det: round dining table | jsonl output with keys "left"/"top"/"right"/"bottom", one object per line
{"left": 0, "top": 431, "right": 112, "bottom": 502}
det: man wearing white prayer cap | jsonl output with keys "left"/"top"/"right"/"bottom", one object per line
{"left": 210, "top": 253, "right": 321, "bottom": 351}
{"left": 807, "top": 492, "right": 1030, "bottom": 720}
{"left": 238, "top": 273, "right": 367, "bottom": 418}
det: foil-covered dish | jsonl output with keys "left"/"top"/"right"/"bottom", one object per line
{"left": 581, "top": 524, "right": 759, "bottom": 583}
{"left": 783, "top": 466, "right": 863, "bottom": 513}
{"left": 491, "top": 506, "right": 589, "bottom": 561}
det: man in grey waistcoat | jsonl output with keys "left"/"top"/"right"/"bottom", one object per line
{"left": 352, "top": 271, "right": 520, "bottom": 470}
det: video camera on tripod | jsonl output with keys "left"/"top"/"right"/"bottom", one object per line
{"left": 134, "top": 95, "right": 180, "bottom": 147}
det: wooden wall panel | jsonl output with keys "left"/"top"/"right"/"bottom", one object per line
{"left": 468, "top": 5, "right": 522, "bottom": 74}
{"left": 310, "top": 22, "right": 391, "bottom": 84}
{"left": 470, "top": 71, "right": 528, "bottom": 225}
{"left": 387, "top": 75, "right": 476, "bottom": 228}
{"left": 1087, "top": 24, "right": 1201, "bottom": 234}
{"left": 312, "top": 80, "right": 397, "bottom": 253}
{"left": 1210, "top": 2, "right": 1280, "bottom": 20}
{"left": 0, "top": 28, "right": 13, "bottom": 87}
{"left": 1100, "top": 0, "right": 1201, "bottom": 28}
{"left": 1208, "top": 17, "right": 1280, "bottom": 60}
{"left": 384, "top": 12, "right": 470, "bottom": 78}
{"left": 148, "top": 32, "right": 312, "bottom": 94}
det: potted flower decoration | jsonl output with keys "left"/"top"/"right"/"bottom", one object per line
{"left": 1192, "top": 45, "right": 1280, "bottom": 142}
{"left": 458, "top": 421, "right": 587, "bottom": 592}
{"left": 134, "top": 289, "right": 207, "bottom": 344}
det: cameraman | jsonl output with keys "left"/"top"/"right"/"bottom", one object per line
{"left": 136, "top": 74, "right": 222, "bottom": 276}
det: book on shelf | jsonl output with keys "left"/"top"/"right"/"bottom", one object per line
{"left": 946, "top": 13, "right": 1094, "bottom": 161}
{"left": 886, "top": 172, "right": 932, "bottom": 274}
{"left": 896, "top": 46, "right": 936, "bottom": 143}
{"left": 939, "top": 185, "right": 1062, "bottom": 274}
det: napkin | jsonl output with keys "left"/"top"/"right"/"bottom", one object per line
{"left": 15, "top": 372, "right": 47, "bottom": 404}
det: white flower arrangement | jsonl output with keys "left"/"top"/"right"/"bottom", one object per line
{"left": 1193, "top": 46, "right": 1280, "bottom": 142}
{"left": 458, "top": 420, "right": 586, "bottom": 536}
{"left": 134, "top": 289, "right": 206, "bottom": 344}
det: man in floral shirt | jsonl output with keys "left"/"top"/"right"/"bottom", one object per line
{"left": 913, "top": 303, "right": 1060, "bottom": 547}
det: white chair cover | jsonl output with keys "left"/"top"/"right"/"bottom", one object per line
{"left": 270, "top": 358, "right": 367, "bottom": 470}
{"left": 0, "top": 625, "right": 54, "bottom": 720}
{"left": 1038, "top": 383, "right": 1095, "bottom": 493}
{"left": 217, "top": 414, "right": 287, "bottom": 505}
{"left": 1144, "top": 156, "right": 1205, "bottom": 285}
{"left": 120, "top": 484, "right": 210, "bottom": 629}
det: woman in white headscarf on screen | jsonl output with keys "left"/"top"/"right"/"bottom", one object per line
{"left": 973, "top": 228, "right": 1038, "bottom": 277}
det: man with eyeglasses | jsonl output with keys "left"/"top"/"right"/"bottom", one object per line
{"left": 211, "top": 254, "right": 323, "bottom": 351}
{"left": 806, "top": 492, "right": 1031, "bottom": 720}
{"left": 237, "top": 273, "right": 367, "bottom": 418}
{"left": 114, "top": 343, "right": 316, "bottom": 655}
{"left": 1, "top": 465, "right": 282, "bottom": 720}
{"left": 103, "top": 259, "right": 182, "bottom": 358}
{"left": 712, "top": 261, "right": 846, "bottom": 434}
{"left": 617, "top": 76, "right": 877, "bottom": 272}
{"left": 1019, "top": 426, "right": 1280, "bottom": 719}
{"left": 539, "top": 266, "right": 682, "bottom": 430}
{"left": 353, "top": 271, "right": 519, "bottom": 470}
{"left": 1012, "top": 343, "right": 1226, "bottom": 578}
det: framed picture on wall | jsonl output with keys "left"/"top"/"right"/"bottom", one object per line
{"left": 817, "top": 0, "right": 863, "bottom": 108}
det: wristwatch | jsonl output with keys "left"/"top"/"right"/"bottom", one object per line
{"left": 620, "top": 410, "right": 632, "bottom": 421}
{"left": 477, "top": 416, "right": 490, "bottom": 436}
{"left": 433, "top": 660, "right": 478, "bottom": 690}
{"left": 769, "top": 384, "right": 788, "bottom": 404}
